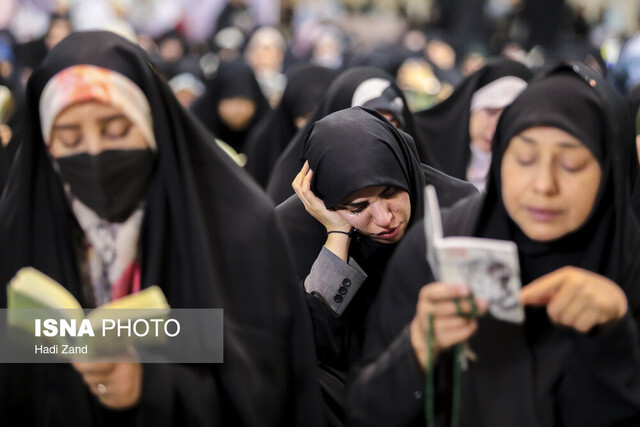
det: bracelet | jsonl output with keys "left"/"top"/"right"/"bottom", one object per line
{"left": 327, "top": 230, "right": 352, "bottom": 237}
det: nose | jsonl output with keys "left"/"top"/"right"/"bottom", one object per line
{"left": 533, "top": 161, "right": 558, "bottom": 195}
{"left": 370, "top": 200, "right": 393, "bottom": 228}
{"left": 84, "top": 129, "right": 102, "bottom": 155}
{"left": 486, "top": 111, "right": 502, "bottom": 140}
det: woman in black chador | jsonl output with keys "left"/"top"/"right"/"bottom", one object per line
{"left": 191, "top": 57, "right": 270, "bottom": 154}
{"left": 244, "top": 64, "right": 336, "bottom": 188}
{"left": 413, "top": 59, "right": 532, "bottom": 191}
{"left": 277, "top": 106, "right": 475, "bottom": 426}
{"left": 0, "top": 31, "right": 321, "bottom": 427}
{"left": 267, "top": 67, "right": 432, "bottom": 205}
{"left": 349, "top": 63, "right": 640, "bottom": 426}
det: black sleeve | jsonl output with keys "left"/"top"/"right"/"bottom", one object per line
{"left": 558, "top": 312, "right": 640, "bottom": 426}
{"left": 347, "top": 218, "right": 438, "bottom": 427}
{"left": 138, "top": 364, "right": 220, "bottom": 425}
{"left": 276, "top": 196, "right": 367, "bottom": 369}
{"left": 421, "top": 164, "right": 478, "bottom": 209}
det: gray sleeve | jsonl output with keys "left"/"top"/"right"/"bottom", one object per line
{"left": 304, "top": 246, "right": 368, "bottom": 316}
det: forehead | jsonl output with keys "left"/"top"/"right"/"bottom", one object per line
{"left": 511, "top": 126, "right": 587, "bottom": 150}
{"left": 342, "top": 185, "right": 391, "bottom": 203}
{"left": 53, "top": 100, "right": 124, "bottom": 125}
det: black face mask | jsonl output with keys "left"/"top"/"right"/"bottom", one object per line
{"left": 56, "top": 149, "right": 156, "bottom": 223}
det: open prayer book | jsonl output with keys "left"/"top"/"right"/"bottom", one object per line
{"left": 424, "top": 185, "right": 524, "bottom": 323}
{"left": 6, "top": 267, "right": 170, "bottom": 357}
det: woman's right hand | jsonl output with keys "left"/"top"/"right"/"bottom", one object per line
{"left": 71, "top": 348, "right": 142, "bottom": 410}
{"left": 292, "top": 161, "right": 352, "bottom": 233}
{"left": 410, "top": 283, "right": 487, "bottom": 371}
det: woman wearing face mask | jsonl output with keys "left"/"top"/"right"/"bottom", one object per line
{"left": 267, "top": 67, "right": 434, "bottom": 205}
{"left": 414, "top": 59, "right": 532, "bottom": 191}
{"left": 0, "top": 31, "right": 322, "bottom": 427}
{"left": 191, "top": 57, "right": 270, "bottom": 154}
{"left": 348, "top": 63, "right": 640, "bottom": 426}
{"left": 277, "top": 106, "right": 476, "bottom": 426}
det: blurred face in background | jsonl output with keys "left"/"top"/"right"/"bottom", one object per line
{"left": 217, "top": 97, "right": 256, "bottom": 131}
{"left": 245, "top": 28, "right": 285, "bottom": 76}
{"left": 45, "top": 17, "right": 73, "bottom": 51}
{"left": 469, "top": 107, "right": 504, "bottom": 152}
{"left": 159, "top": 37, "right": 185, "bottom": 63}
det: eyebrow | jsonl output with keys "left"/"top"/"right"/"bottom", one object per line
{"left": 337, "top": 186, "right": 392, "bottom": 209}
{"left": 51, "top": 124, "right": 80, "bottom": 131}
{"left": 97, "top": 114, "right": 129, "bottom": 125}
{"left": 517, "top": 134, "right": 582, "bottom": 149}
{"left": 52, "top": 114, "right": 129, "bottom": 131}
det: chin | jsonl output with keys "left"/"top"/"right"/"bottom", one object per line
{"left": 521, "top": 226, "right": 566, "bottom": 242}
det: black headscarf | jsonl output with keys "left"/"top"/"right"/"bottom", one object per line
{"left": 278, "top": 106, "right": 427, "bottom": 282}
{"left": 414, "top": 59, "right": 533, "bottom": 180}
{"left": 191, "top": 57, "right": 270, "bottom": 153}
{"left": 628, "top": 84, "right": 640, "bottom": 135}
{"left": 277, "top": 106, "right": 475, "bottom": 426}
{"left": 455, "top": 63, "right": 640, "bottom": 425}
{"left": 0, "top": 31, "right": 321, "bottom": 427}
{"left": 244, "top": 64, "right": 336, "bottom": 188}
{"left": 267, "top": 66, "right": 427, "bottom": 205}
{"left": 477, "top": 63, "right": 640, "bottom": 302}
{"left": 276, "top": 107, "right": 426, "bottom": 426}
{"left": 306, "top": 107, "right": 424, "bottom": 214}
{"left": 0, "top": 75, "right": 24, "bottom": 196}
{"left": 347, "top": 63, "right": 640, "bottom": 427}
{"left": 628, "top": 84, "right": 640, "bottom": 219}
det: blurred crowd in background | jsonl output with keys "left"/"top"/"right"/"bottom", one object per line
{"left": 0, "top": 0, "right": 639, "bottom": 155}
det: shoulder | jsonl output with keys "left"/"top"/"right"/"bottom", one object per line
{"left": 275, "top": 195, "right": 327, "bottom": 279}
{"left": 441, "top": 192, "right": 485, "bottom": 237}
{"left": 421, "top": 164, "right": 478, "bottom": 208}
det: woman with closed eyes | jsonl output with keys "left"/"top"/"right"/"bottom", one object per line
{"left": 349, "top": 63, "right": 640, "bottom": 427}
{"left": 0, "top": 31, "right": 321, "bottom": 427}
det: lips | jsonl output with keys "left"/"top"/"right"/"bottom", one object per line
{"left": 526, "top": 207, "right": 561, "bottom": 221}
{"left": 376, "top": 226, "right": 400, "bottom": 240}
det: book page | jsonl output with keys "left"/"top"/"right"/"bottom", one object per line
{"left": 8, "top": 267, "right": 83, "bottom": 310}
{"left": 424, "top": 186, "right": 524, "bottom": 323}
{"left": 423, "top": 186, "right": 442, "bottom": 280}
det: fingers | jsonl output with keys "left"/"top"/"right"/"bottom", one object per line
{"left": 292, "top": 162, "right": 323, "bottom": 212}
{"left": 546, "top": 280, "right": 582, "bottom": 323}
{"left": 433, "top": 316, "right": 473, "bottom": 332}
{"left": 571, "top": 309, "right": 602, "bottom": 333}
{"left": 72, "top": 362, "right": 116, "bottom": 393}
{"left": 436, "top": 320, "right": 478, "bottom": 348}
{"left": 71, "top": 361, "right": 115, "bottom": 376}
{"left": 72, "top": 362, "right": 142, "bottom": 409}
{"left": 419, "top": 282, "right": 470, "bottom": 302}
{"left": 521, "top": 267, "right": 628, "bottom": 332}
{"left": 520, "top": 267, "right": 570, "bottom": 305}
{"left": 292, "top": 161, "right": 310, "bottom": 191}
{"left": 417, "top": 296, "right": 486, "bottom": 318}
{"left": 411, "top": 283, "right": 487, "bottom": 370}
{"left": 292, "top": 161, "right": 313, "bottom": 204}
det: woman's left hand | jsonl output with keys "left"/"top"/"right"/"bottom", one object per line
{"left": 520, "top": 266, "right": 628, "bottom": 333}
{"left": 71, "top": 349, "right": 142, "bottom": 409}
